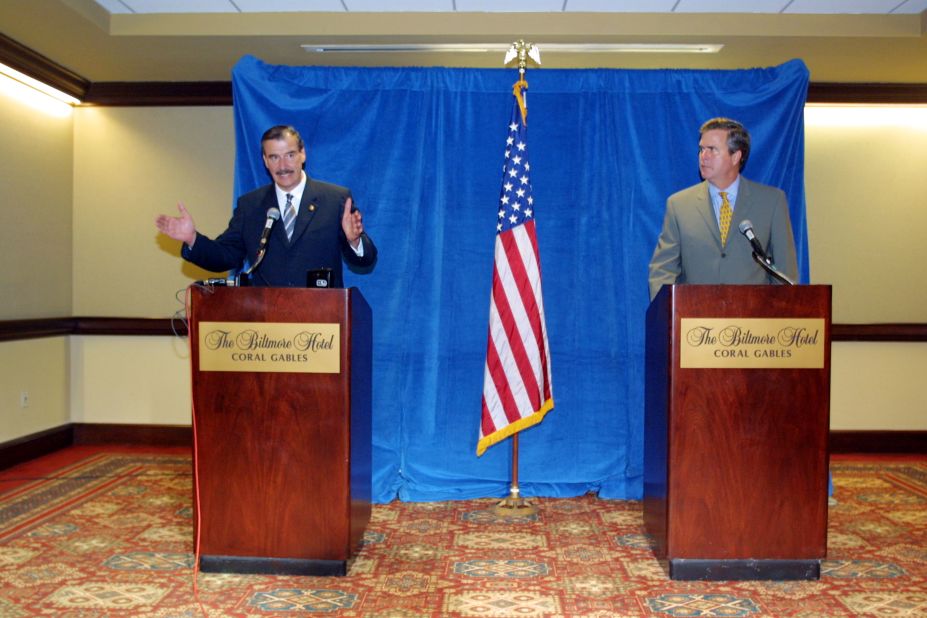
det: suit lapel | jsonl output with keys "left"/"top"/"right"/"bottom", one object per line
{"left": 731, "top": 177, "right": 756, "bottom": 235}
{"left": 286, "top": 179, "right": 320, "bottom": 246}
{"left": 694, "top": 181, "right": 722, "bottom": 246}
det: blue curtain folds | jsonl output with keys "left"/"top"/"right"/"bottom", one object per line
{"left": 231, "top": 56, "right": 810, "bottom": 502}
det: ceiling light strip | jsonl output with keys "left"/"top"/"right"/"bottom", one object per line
{"left": 0, "top": 62, "right": 81, "bottom": 105}
{"left": 302, "top": 43, "right": 722, "bottom": 54}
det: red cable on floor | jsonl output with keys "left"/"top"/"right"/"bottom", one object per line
{"left": 185, "top": 285, "right": 209, "bottom": 618}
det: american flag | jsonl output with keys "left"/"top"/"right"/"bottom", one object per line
{"left": 477, "top": 83, "right": 554, "bottom": 456}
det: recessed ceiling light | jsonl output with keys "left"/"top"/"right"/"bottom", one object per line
{"left": 302, "top": 43, "right": 723, "bottom": 54}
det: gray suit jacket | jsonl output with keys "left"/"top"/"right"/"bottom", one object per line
{"left": 648, "top": 176, "right": 798, "bottom": 300}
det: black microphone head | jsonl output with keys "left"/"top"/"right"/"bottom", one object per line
{"left": 738, "top": 219, "right": 753, "bottom": 234}
{"left": 267, "top": 207, "right": 281, "bottom": 221}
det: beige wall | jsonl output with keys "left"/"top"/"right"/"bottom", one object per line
{"left": 0, "top": 91, "right": 72, "bottom": 432}
{"left": 0, "top": 92, "right": 73, "bottom": 320}
{"left": 70, "top": 335, "right": 190, "bottom": 425}
{"left": 72, "top": 106, "right": 235, "bottom": 317}
{"left": 0, "top": 98, "right": 924, "bottom": 440}
{"left": 67, "top": 107, "right": 236, "bottom": 426}
{"left": 803, "top": 107, "right": 927, "bottom": 431}
{"left": 830, "top": 342, "right": 927, "bottom": 430}
{"left": 0, "top": 338, "right": 69, "bottom": 442}
{"left": 804, "top": 106, "right": 927, "bottom": 324}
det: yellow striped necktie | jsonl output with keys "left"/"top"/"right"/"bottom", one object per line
{"left": 719, "top": 191, "right": 732, "bottom": 246}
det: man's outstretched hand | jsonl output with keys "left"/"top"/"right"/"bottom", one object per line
{"left": 156, "top": 202, "right": 197, "bottom": 247}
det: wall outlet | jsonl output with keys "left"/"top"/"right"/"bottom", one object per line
{"left": 19, "top": 391, "right": 29, "bottom": 408}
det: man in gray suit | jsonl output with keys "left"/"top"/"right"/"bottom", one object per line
{"left": 648, "top": 118, "right": 798, "bottom": 301}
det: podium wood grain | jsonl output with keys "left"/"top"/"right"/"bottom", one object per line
{"left": 644, "top": 285, "right": 830, "bottom": 578}
{"left": 189, "top": 287, "right": 371, "bottom": 573}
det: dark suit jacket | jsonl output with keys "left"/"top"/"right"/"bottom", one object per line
{"left": 182, "top": 177, "right": 377, "bottom": 287}
{"left": 648, "top": 176, "right": 798, "bottom": 300}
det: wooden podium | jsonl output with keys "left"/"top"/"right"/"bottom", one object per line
{"left": 644, "top": 284, "right": 831, "bottom": 580}
{"left": 189, "top": 286, "right": 371, "bottom": 576}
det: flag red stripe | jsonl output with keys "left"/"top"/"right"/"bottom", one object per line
{"left": 480, "top": 399, "right": 495, "bottom": 436}
{"left": 483, "top": 331, "right": 523, "bottom": 428}
{"left": 490, "top": 256, "right": 542, "bottom": 414}
{"left": 522, "top": 221, "right": 553, "bottom": 401}
{"left": 499, "top": 224, "right": 549, "bottom": 401}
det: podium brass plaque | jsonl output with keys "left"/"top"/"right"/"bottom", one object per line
{"left": 198, "top": 321, "right": 340, "bottom": 373}
{"left": 680, "top": 318, "right": 825, "bottom": 369}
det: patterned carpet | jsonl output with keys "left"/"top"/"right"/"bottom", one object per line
{"left": 0, "top": 450, "right": 925, "bottom": 617}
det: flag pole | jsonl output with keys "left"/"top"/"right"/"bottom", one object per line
{"left": 494, "top": 433, "right": 537, "bottom": 516}
{"left": 494, "top": 39, "right": 542, "bottom": 519}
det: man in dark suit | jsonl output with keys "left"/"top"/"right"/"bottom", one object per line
{"left": 156, "top": 125, "right": 376, "bottom": 287}
{"left": 648, "top": 117, "right": 798, "bottom": 301}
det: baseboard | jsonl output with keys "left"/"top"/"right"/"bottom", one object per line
{"left": 2, "top": 426, "right": 923, "bottom": 472}
{"left": 830, "top": 430, "right": 927, "bottom": 454}
{"left": 0, "top": 423, "right": 191, "bottom": 470}
{"left": 0, "top": 425, "right": 73, "bottom": 471}
{"left": 71, "top": 423, "right": 192, "bottom": 447}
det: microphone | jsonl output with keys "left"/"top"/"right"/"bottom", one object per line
{"left": 242, "top": 207, "right": 281, "bottom": 278}
{"left": 738, "top": 219, "right": 795, "bottom": 286}
{"left": 738, "top": 219, "right": 771, "bottom": 264}
{"left": 257, "top": 207, "right": 281, "bottom": 250}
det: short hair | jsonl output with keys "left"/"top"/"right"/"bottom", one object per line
{"left": 700, "top": 117, "right": 750, "bottom": 171}
{"left": 261, "top": 125, "right": 304, "bottom": 152}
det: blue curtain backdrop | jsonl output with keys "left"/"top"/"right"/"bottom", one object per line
{"left": 231, "top": 55, "right": 810, "bottom": 503}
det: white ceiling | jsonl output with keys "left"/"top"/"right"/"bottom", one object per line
{"left": 93, "top": 0, "right": 927, "bottom": 14}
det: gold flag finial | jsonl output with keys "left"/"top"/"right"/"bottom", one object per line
{"left": 504, "top": 40, "right": 541, "bottom": 125}
{"left": 504, "top": 40, "right": 542, "bottom": 77}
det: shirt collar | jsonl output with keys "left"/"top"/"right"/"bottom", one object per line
{"left": 709, "top": 175, "right": 741, "bottom": 206}
{"left": 275, "top": 171, "right": 308, "bottom": 209}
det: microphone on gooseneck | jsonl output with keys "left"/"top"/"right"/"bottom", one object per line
{"left": 738, "top": 219, "right": 771, "bottom": 265}
{"left": 242, "top": 207, "right": 281, "bottom": 278}
{"left": 257, "top": 207, "right": 281, "bottom": 250}
{"left": 738, "top": 219, "right": 795, "bottom": 285}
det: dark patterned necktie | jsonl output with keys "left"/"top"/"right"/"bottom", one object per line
{"left": 283, "top": 193, "right": 295, "bottom": 240}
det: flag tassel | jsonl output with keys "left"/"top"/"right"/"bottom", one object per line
{"left": 513, "top": 78, "right": 528, "bottom": 125}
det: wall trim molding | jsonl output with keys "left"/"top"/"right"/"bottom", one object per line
{"left": 78, "top": 81, "right": 927, "bottom": 108}
{"left": 83, "top": 81, "right": 232, "bottom": 107}
{"left": 2, "top": 425, "right": 921, "bottom": 471}
{"left": 5, "top": 317, "right": 924, "bottom": 343}
{"left": 0, "top": 33, "right": 89, "bottom": 100}
{"left": 0, "top": 318, "right": 74, "bottom": 341}
{"left": 0, "top": 317, "right": 186, "bottom": 341}
{"left": 806, "top": 82, "right": 927, "bottom": 104}
{"left": 831, "top": 323, "right": 927, "bottom": 342}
